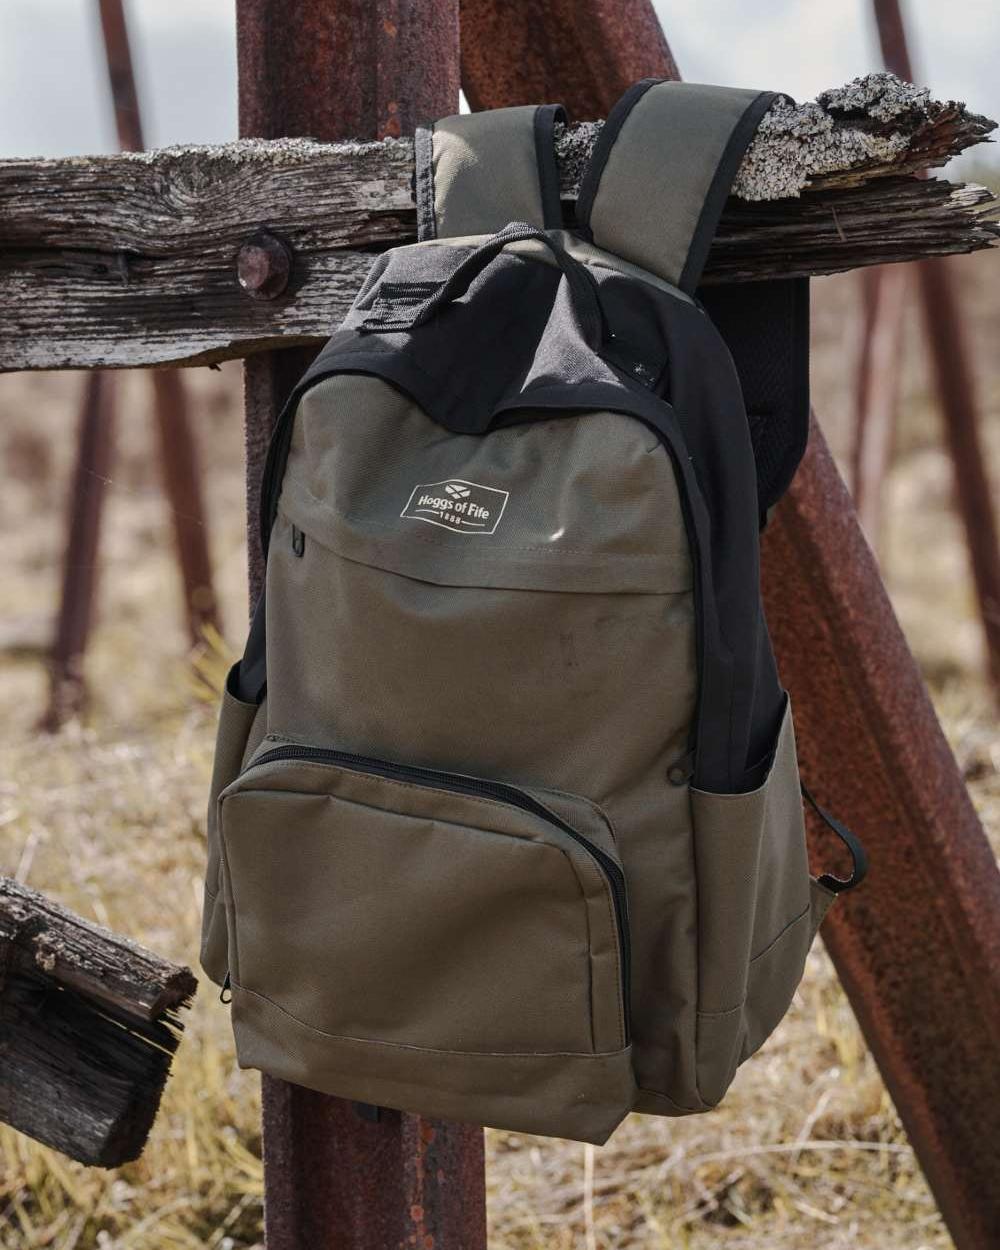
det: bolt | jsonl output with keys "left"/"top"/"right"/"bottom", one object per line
{"left": 237, "top": 230, "right": 292, "bottom": 300}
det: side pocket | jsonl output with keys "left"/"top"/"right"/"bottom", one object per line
{"left": 691, "top": 698, "right": 824, "bottom": 1106}
{"left": 200, "top": 663, "right": 266, "bottom": 987}
{"left": 810, "top": 875, "right": 837, "bottom": 937}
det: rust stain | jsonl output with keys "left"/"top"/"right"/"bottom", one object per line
{"left": 762, "top": 420, "right": 1000, "bottom": 1250}
{"left": 460, "top": 0, "right": 679, "bottom": 115}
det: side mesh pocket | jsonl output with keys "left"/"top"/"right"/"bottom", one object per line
{"left": 200, "top": 663, "right": 266, "bottom": 986}
{"left": 691, "top": 699, "right": 824, "bottom": 1106}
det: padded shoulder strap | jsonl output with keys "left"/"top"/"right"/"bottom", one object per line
{"left": 415, "top": 104, "right": 565, "bottom": 241}
{"left": 576, "top": 80, "right": 778, "bottom": 293}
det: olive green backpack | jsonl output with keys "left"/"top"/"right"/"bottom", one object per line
{"left": 201, "top": 81, "right": 866, "bottom": 1145}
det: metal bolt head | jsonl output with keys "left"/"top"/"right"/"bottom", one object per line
{"left": 237, "top": 230, "right": 292, "bottom": 300}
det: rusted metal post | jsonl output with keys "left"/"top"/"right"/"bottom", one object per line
{"left": 871, "top": 0, "right": 1000, "bottom": 694}
{"left": 916, "top": 260, "right": 1000, "bottom": 694}
{"left": 97, "top": 0, "right": 219, "bottom": 647}
{"left": 235, "top": 3, "right": 485, "bottom": 1246}
{"left": 149, "top": 370, "right": 219, "bottom": 641}
{"left": 462, "top": 4, "right": 1000, "bottom": 1246}
{"left": 849, "top": 264, "right": 909, "bottom": 547}
{"left": 460, "top": 0, "right": 678, "bottom": 116}
{"left": 40, "top": 373, "right": 115, "bottom": 730}
{"left": 96, "top": 0, "right": 143, "bottom": 147}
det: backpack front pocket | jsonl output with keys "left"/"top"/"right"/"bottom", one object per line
{"left": 217, "top": 744, "right": 635, "bottom": 1144}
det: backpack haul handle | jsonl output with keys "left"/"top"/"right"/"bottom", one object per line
{"left": 361, "top": 222, "right": 606, "bottom": 350}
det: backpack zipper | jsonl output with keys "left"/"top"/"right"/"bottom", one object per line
{"left": 245, "top": 743, "right": 631, "bottom": 1040}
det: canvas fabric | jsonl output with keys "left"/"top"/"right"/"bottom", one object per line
{"left": 201, "top": 84, "right": 865, "bottom": 1146}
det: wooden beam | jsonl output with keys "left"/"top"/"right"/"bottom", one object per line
{"left": 1, "top": 72, "right": 995, "bottom": 372}
{"left": 0, "top": 878, "right": 197, "bottom": 1167}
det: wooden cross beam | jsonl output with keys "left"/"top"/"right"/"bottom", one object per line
{"left": 0, "top": 72, "right": 996, "bottom": 371}
{"left": 0, "top": 878, "right": 197, "bottom": 1167}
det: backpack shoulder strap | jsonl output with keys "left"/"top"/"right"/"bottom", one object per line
{"left": 575, "top": 80, "right": 778, "bottom": 293}
{"left": 415, "top": 104, "right": 565, "bottom": 241}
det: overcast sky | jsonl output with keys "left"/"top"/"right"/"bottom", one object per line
{"left": 1, "top": 0, "right": 997, "bottom": 173}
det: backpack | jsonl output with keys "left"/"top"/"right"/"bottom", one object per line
{"left": 201, "top": 80, "right": 866, "bottom": 1146}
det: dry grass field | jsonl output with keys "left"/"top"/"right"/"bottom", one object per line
{"left": 1, "top": 254, "right": 998, "bottom": 1249}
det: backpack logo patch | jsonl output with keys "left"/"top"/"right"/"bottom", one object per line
{"left": 401, "top": 478, "right": 509, "bottom": 535}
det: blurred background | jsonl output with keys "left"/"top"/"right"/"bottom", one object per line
{"left": 0, "top": 2, "right": 998, "bottom": 1248}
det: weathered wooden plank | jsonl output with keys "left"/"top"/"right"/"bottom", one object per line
{"left": 0, "top": 878, "right": 197, "bottom": 1166}
{"left": 0, "top": 72, "right": 995, "bottom": 371}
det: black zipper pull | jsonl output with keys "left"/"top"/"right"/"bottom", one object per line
{"left": 291, "top": 524, "right": 305, "bottom": 557}
{"left": 219, "top": 972, "right": 232, "bottom": 1004}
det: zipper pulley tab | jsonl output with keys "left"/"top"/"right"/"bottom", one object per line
{"left": 220, "top": 972, "right": 232, "bottom": 1004}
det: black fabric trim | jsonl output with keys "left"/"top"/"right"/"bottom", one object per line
{"left": 697, "top": 277, "right": 811, "bottom": 516}
{"left": 776, "top": 276, "right": 810, "bottom": 504}
{"left": 414, "top": 123, "right": 437, "bottom": 242}
{"left": 677, "top": 90, "right": 779, "bottom": 294}
{"left": 533, "top": 104, "right": 567, "bottom": 229}
{"left": 574, "top": 78, "right": 659, "bottom": 235}
{"left": 232, "top": 595, "right": 267, "bottom": 705}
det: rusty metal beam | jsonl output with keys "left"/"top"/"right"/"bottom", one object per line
{"left": 97, "top": 0, "right": 144, "bottom": 151}
{"left": 40, "top": 373, "right": 115, "bottom": 731}
{"left": 235, "top": 3, "right": 485, "bottom": 1246}
{"left": 261, "top": 1090, "right": 485, "bottom": 1249}
{"left": 462, "top": 4, "right": 1000, "bottom": 1248}
{"left": 849, "top": 263, "right": 909, "bottom": 546}
{"left": 871, "top": 0, "right": 1000, "bottom": 695}
{"left": 149, "top": 370, "right": 219, "bottom": 644}
{"left": 461, "top": 0, "right": 678, "bottom": 117}
{"left": 96, "top": 0, "right": 219, "bottom": 648}
{"left": 915, "top": 259, "right": 1000, "bottom": 696}
{"left": 763, "top": 423, "right": 1000, "bottom": 1250}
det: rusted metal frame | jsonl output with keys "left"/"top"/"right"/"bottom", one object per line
{"left": 98, "top": 0, "right": 219, "bottom": 647}
{"left": 460, "top": 0, "right": 679, "bottom": 115}
{"left": 871, "top": 0, "right": 1000, "bottom": 694}
{"left": 762, "top": 426, "right": 1000, "bottom": 1250}
{"left": 235, "top": 3, "right": 485, "bottom": 1247}
{"left": 848, "top": 263, "right": 909, "bottom": 546}
{"left": 40, "top": 373, "right": 115, "bottom": 730}
{"left": 149, "top": 370, "right": 219, "bottom": 641}
{"left": 462, "top": 3, "right": 1000, "bottom": 1247}
{"left": 915, "top": 259, "right": 1000, "bottom": 695}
